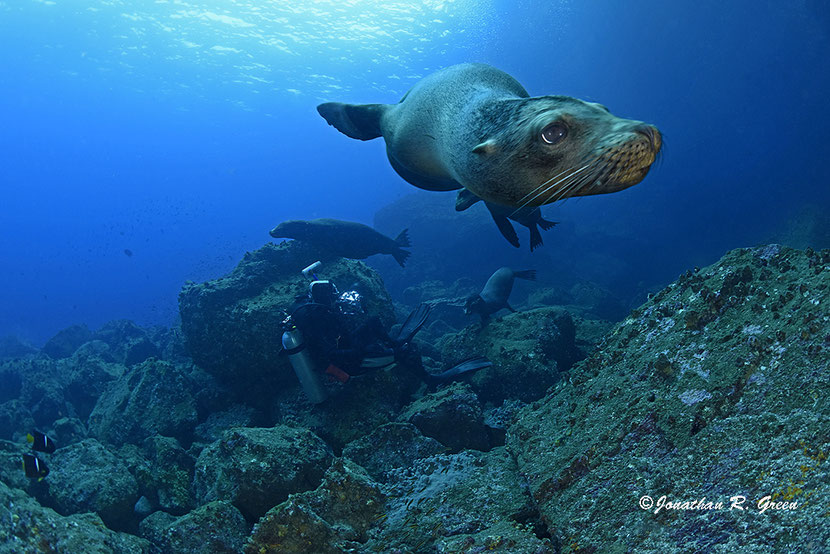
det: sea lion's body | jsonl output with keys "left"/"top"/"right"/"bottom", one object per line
{"left": 318, "top": 63, "right": 661, "bottom": 208}
{"left": 269, "top": 218, "right": 410, "bottom": 267}
{"left": 465, "top": 267, "right": 537, "bottom": 323}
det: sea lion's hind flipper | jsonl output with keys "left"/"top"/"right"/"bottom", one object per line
{"left": 392, "top": 248, "right": 411, "bottom": 268}
{"left": 394, "top": 228, "right": 410, "bottom": 248}
{"left": 455, "top": 189, "right": 481, "bottom": 212}
{"left": 529, "top": 225, "right": 544, "bottom": 251}
{"left": 514, "top": 269, "right": 536, "bottom": 281}
{"left": 317, "top": 102, "right": 387, "bottom": 141}
{"left": 491, "top": 214, "right": 520, "bottom": 248}
{"left": 538, "top": 217, "right": 558, "bottom": 231}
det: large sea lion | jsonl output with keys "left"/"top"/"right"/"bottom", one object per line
{"left": 269, "top": 218, "right": 411, "bottom": 267}
{"left": 318, "top": 63, "right": 661, "bottom": 209}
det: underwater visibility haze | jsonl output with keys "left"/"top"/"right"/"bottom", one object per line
{"left": 0, "top": 1, "right": 828, "bottom": 552}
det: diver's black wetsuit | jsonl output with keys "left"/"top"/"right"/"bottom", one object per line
{"left": 288, "top": 295, "right": 488, "bottom": 386}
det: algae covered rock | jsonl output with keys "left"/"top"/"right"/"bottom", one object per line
{"left": 399, "top": 382, "right": 491, "bottom": 452}
{"left": 367, "top": 446, "right": 543, "bottom": 553}
{"left": 341, "top": 422, "right": 446, "bottom": 482}
{"left": 439, "top": 307, "right": 586, "bottom": 403}
{"left": 42, "top": 323, "right": 92, "bottom": 359}
{"left": 88, "top": 359, "right": 198, "bottom": 446}
{"left": 139, "top": 501, "right": 248, "bottom": 554}
{"left": 193, "top": 425, "right": 334, "bottom": 520}
{"left": 245, "top": 457, "right": 386, "bottom": 553}
{"left": 507, "top": 245, "right": 830, "bottom": 551}
{"left": 0, "top": 480, "right": 149, "bottom": 553}
{"left": 45, "top": 438, "right": 139, "bottom": 530}
{"left": 178, "top": 240, "right": 395, "bottom": 386}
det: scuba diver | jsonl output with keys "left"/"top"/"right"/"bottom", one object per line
{"left": 282, "top": 262, "right": 491, "bottom": 403}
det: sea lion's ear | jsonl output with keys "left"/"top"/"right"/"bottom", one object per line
{"left": 472, "top": 140, "right": 497, "bottom": 155}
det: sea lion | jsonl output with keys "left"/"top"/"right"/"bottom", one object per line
{"left": 317, "top": 63, "right": 661, "bottom": 209}
{"left": 269, "top": 218, "right": 411, "bottom": 267}
{"left": 465, "top": 267, "right": 537, "bottom": 324}
{"left": 455, "top": 189, "right": 557, "bottom": 251}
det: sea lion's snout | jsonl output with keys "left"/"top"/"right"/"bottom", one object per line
{"left": 634, "top": 124, "right": 662, "bottom": 154}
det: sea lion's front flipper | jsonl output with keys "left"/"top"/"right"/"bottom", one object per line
{"left": 317, "top": 102, "right": 388, "bottom": 141}
{"left": 490, "top": 213, "right": 520, "bottom": 248}
{"left": 455, "top": 189, "right": 481, "bottom": 212}
{"left": 505, "top": 303, "right": 517, "bottom": 313}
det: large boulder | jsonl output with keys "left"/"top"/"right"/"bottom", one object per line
{"left": 193, "top": 425, "right": 334, "bottom": 520}
{"left": 508, "top": 245, "right": 830, "bottom": 551}
{"left": 0, "top": 480, "right": 149, "bottom": 553}
{"left": 45, "top": 438, "right": 139, "bottom": 530}
{"left": 178, "top": 241, "right": 395, "bottom": 389}
{"left": 88, "top": 359, "right": 198, "bottom": 446}
{"left": 438, "top": 307, "right": 590, "bottom": 404}
{"left": 139, "top": 501, "right": 248, "bottom": 554}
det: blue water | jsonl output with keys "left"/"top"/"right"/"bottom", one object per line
{"left": 1, "top": 0, "right": 828, "bottom": 345}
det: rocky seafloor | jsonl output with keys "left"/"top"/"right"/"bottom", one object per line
{"left": 0, "top": 241, "right": 827, "bottom": 553}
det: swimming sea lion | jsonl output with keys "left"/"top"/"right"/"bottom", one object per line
{"left": 455, "top": 189, "right": 557, "bottom": 251}
{"left": 317, "top": 63, "right": 661, "bottom": 209}
{"left": 270, "top": 218, "right": 411, "bottom": 267}
{"left": 465, "top": 267, "right": 537, "bottom": 324}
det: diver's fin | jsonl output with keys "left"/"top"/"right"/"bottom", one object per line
{"left": 491, "top": 214, "right": 520, "bottom": 248}
{"left": 455, "top": 189, "right": 481, "bottom": 212}
{"left": 427, "top": 356, "right": 492, "bottom": 385}
{"left": 317, "top": 102, "right": 387, "bottom": 141}
{"left": 513, "top": 269, "right": 536, "bottom": 281}
{"left": 538, "top": 217, "right": 558, "bottom": 231}
{"left": 395, "top": 303, "right": 431, "bottom": 344}
{"left": 394, "top": 228, "right": 410, "bottom": 248}
{"left": 392, "top": 248, "right": 411, "bottom": 268}
{"left": 529, "top": 225, "right": 544, "bottom": 251}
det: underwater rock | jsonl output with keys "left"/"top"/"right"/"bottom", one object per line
{"left": 0, "top": 334, "right": 38, "bottom": 359}
{"left": 139, "top": 501, "right": 248, "bottom": 554}
{"left": 92, "top": 319, "right": 163, "bottom": 367}
{"left": 133, "top": 435, "right": 196, "bottom": 516}
{"left": 366, "top": 447, "right": 544, "bottom": 553}
{"left": 341, "top": 422, "right": 446, "bottom": 482}
{"left": 399, "top": 382, "right": 491, "bottom": 453}
{"left": 88, "top": 359, "right": 198, "bottom": 446}
{"left": 42, "top": 323, "right": 92, "bottom": 359}
{"left": 439, "top": 307, "right": 587, "bottom": 404}
{"left": 64, "top": 350, "right": 123, "bottom": 421}
{"left": 508, "top": 245, "right": 830, "bottom": 551}
{"left": 0, "top": 480, "right": 149, "bottom": 553}
{"left": 244, "top": 457, "right": 385, "bottom": 553}
{"left": 45, "top": 438, "right": 139, "bottom": 530}
{"left": 271, "top": 363, "right": 422, "bottom": 452}
{"left": 193, "top": 404, "right": 261, "bottom": 444}
{"left": 177, "top": 240, "right": 395, "bottom": 390}
{"left": 192, "top": 425, "right": 334, "bottom": 521}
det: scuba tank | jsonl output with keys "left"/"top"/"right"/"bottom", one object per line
{"left": 282, "top": 325, "right": 328, "bottom": 404}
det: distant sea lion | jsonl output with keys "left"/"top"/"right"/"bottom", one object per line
{"left": 465, "top": 267, "right": 536, "bottom": 324}
{"left": 455, "top": 189, "right": 557, "bottom": 251}
{"left": 269, "top": 218, "right": 411, "bottom": 267}
{"left": 318, "top": 63, "right": 661, "bottom": 209}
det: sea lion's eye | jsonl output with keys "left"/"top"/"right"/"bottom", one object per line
{"left": 541, "top": 123, "right": 567, "bottom": 145}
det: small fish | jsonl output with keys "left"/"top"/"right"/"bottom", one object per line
{"left": 123, "top": 249, "right": 133, "bottom": 257}
{"left": 372, "top": 513, "right": 388, "bottom": 523}
{"left": 27, "top": 430, "right": 56, "bottom": 454}
{"left": 22, "top": 454, "right": 49, "bottom": 480}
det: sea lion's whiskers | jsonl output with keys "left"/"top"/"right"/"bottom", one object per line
{"left": 538, "top": 158, "right": 603, "bottom": 205}
{"left": 511, "top": 166, "right": 574, "bottom": 208}
{"left": 510, "top": 163, "right": 591, "bottom": 215}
